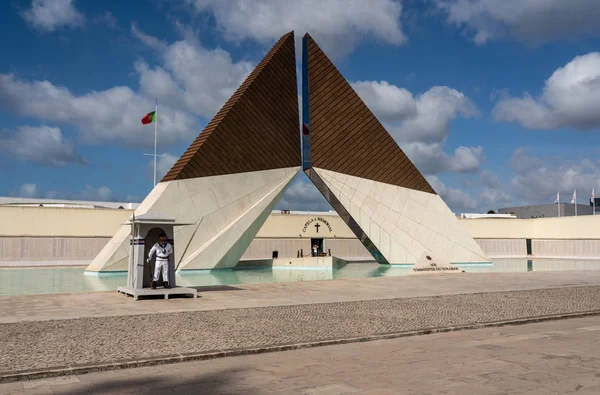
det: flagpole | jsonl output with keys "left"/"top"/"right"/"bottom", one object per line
{"left": 557, "top": 191, "right": 560, "bottom": 218}
{"left": 153, "top": 98, "right": 158, "bottom": 187}
{"left": 594, "top": 189, "right": 596, "bottom": 215}
{"left": 575, "top": 190, "right": 577, "bottom": 216}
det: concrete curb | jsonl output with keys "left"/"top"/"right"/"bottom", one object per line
{"left": 2, "top": 309, "right": 600, "bottom": 384}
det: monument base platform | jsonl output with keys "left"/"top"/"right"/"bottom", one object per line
{"left": 117, "top": 286, "right": 197, "bottom": 301}
{"left": 273, "top": 256, "right": 348, "bottom": 269}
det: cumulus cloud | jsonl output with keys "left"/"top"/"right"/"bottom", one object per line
{"left": 492, "top": 53, "right": 600, "bottom": 131}
{"left": 147, "top": 153, "right": 178, "bottom": 181}
{"left": 0, "top": 23, "right": 262, "bottom": 149}
{"left": 14, "top": 183, "right": 115, "bottom": 201}
{"left": 478, "top": 170, "right": 512, "bottom": 209}
{"left": 79, "top": 185, "right": 113, "bottom": 201}
{"left": 18, "top": 184, "right": 42, "bottom": 198}
{"left": 352, "top": 81, "right": 416, "bottom": 121}
{"left": 436, "top": 0, "right": 600, "bottom": 45}
{"left": 0, "top": 125, "right": 86, "bottom": 167}
{"left": 21, "top": 0, "right": 85, "bottom": 32}
{"left": 276, "top": 174, "right": 332, "bottom": 212}
{"left": 0, "top": 73, "right": 196, "bottom": 148}
{"left": 389, "top": 86, "right": 479, "bottom": 144}
{"left": 186, "top": 0, "right": 406, "bottom": 58}
{"left": 427, "top": 175, "right": 478, "bottom": 212}
{"left": 509, "top": 148, "right": 600, "bottom": 203}
{"left": 132, "top": 24, "right": 253, "bottom": 119}
{"left": 402, "top": 142, "right": 485, "bottom": 175}
{"left": 352, "top": 81, "right": 483, "bottom": 175}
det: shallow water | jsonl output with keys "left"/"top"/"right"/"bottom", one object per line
{"left": 1, "top": 258, "right": 599, "bottom": 296}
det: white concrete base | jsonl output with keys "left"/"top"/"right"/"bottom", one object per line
{"left": 87, "top": 167, "right": 299, "bottom": 272}
{"left": 409, "top": 252, "right": 464, "bottom": 275}
{"left": 312, "top": 167, "right": 490, "bottom": 265}
{"left": 117, "top": 286, "right": 197, "bottom": 301}
{"left": 273, "top": 256, "right": 348, "bottom": 269}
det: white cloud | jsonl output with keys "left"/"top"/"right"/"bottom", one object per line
{"left": 18, "top": 184, "right": 42, "bottom": 198}
{"left": 80, "top": 185, "right": 113, "bottom": 201}
{"left": 186, "top": 0, "right": 406, "bottom": 58}
{"left": 14, "top": 183, "right": 114, "bottom": 201}
{"left": 0, "top": 24, "right": 259, "bottom": 149}
{"left": 21, "top": 0, "right": 85, "bottom": 32}
{"left": 478, "top": 170, "right": 512, "bottom": 209}
{"left": 402, "top": 142, "right": 485, "bottom": 175}
{"left": 276, "top": 174, "right": 332, "bottom": 212}
{"left": 147, "top": 153, "right": 178, "bottom": 182}
{"left": 132, "top": 24, "right": 253, "bottom": 119}
{"left": 493, "top": 53, "right": 600, "bottom": 131}
{"left": 352, "top": 81, "right": 416, "bottom": 121}
{"left": 0, "top": 73, "right": 197, "bottom": 148}
{"left": 426, "top": 175, "right": 478, "bottom": 212}
{"left": 509, "top": 148, "right": 600, "bottom": 203}
{"left": 352, "top": 81, "right": 483, "bottom": 175}
{"left": 0, "top": 125, "right": 86, "bottom": 167}
{"left": 436, "top": 0, "right": 600, "bottom": 45}
{"left": 390, "top": 86, "right": 479, "bottom": 144}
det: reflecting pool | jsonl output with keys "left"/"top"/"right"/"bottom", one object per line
{"left": 1, "top": 258, "right": 599, "bottom": 296}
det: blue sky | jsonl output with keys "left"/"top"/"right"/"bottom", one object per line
{"left": 1, "top": 0, "right": 600, "bottom": 212}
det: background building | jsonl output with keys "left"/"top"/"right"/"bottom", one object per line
{"left": 499, "top": 203, "right": 593, "bottom": 218}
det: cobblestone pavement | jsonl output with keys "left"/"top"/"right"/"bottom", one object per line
{"left": 3, "top": 315, "right": 600, "bottom": 394}
{"left": 4, "top": 270, "right": 600, "bottom": 324}
{"left": 2, "top": 286, "right": 600, "bottom": 376}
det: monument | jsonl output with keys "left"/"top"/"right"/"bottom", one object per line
{"left": 87, "top": 31, "right": 489, "bottom": 276}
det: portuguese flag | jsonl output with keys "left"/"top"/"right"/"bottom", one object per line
{"left": 141, "top": 111, "right": 156, "bottom": 125}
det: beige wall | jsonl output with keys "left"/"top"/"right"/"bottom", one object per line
{"left": 459, "top": 215, "right": 600, "bottom": 240}
{"left": 533, "top": 239, "right": 600, "bottom": 258}
{"left": 0, "top": 206, "right": 132, "bottom": 237}
{"left": 532, "top": 216, "right": 600, "bottom": 239}
{"left": 241, "top": 238, "right": 371, "bottom": 259}
{"left": 242, "top": 239, "right": 311, "bottom": 259}
{"left": 0, "top": 237, "right": 110, "bottom": 261}
{"left": 459, "top": 218, "right": 534, "bottom": 239}
{"left": 5, "top": 206, "right": 600, "bottom": 263}
{"left": 256, "top": 213, "right": 356, "bottom": 238}
{"left": 475, "top": 239, "right": 526, "bottom": 257}
{"left": 5, "top": 205, "right": 600, "bottom": 241}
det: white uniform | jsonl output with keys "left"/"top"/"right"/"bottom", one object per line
{"left": 148, "top": 242, "right": 173, "bottom": 282}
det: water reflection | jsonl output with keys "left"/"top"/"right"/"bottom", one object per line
{"left": 1, "top": 258, "right": 600, "bottom": 296}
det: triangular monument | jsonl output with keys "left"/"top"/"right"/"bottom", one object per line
{"left": 88, "top": 31, "right": 489, "bottom": 273}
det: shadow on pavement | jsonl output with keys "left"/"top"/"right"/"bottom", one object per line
{"left": 59, "top": 368, "right": 261, "bottom": 394}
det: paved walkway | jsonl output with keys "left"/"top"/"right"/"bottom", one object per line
{"left": 3, "top": 316, "right": 600, "bottom": 394}
{"left": 3, "top": 270, "right": 600, "bottom": 323}
{"left": 2, "top": 285, "right": 600, "bottom": 378}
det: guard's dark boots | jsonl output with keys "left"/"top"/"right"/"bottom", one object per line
{"left": 164, "top": 282, "right": 170, "bottom": 289}
{"left": 151, "top": 281, "right": 156, "bottom": 289}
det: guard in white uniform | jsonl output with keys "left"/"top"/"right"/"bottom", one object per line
{"left": 147, "top": 232, "right": 173, "bottom": 289}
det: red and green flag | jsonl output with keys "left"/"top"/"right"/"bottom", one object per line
{"left": 141, "top": 111, "right": 156, "bottom": 125}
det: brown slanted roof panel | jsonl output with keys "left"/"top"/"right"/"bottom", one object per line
{"left": 162, "top": 32, "right": 300, "bottom": 182}
{"left": 305, "top": 34, "right": 436, "bottom": 195}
